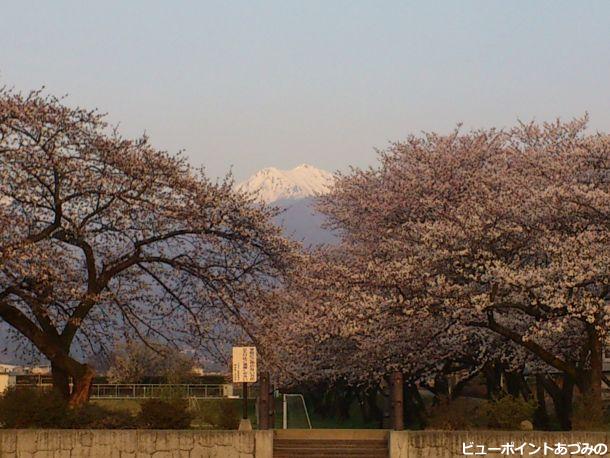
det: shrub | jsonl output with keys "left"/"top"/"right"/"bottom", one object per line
{"left": 0, "top": 387, "right": 71, "bottom": 428}
{"left": 70, "top": 404, "right": 138, "bottom": 429}
{"left": 0, "top": 387, "right": 138, "bottom": 429}
{"left": 157, "top": 385, "right": 189, "bottom": 402}
{"left": 477, "top": 395, "right": 536, "bottom": 430}
{"left": 426, "top": 398, "right": 480, "bottom": 430}
{"left": 138, "top": 398, "right": 193, "bottom": 429}
{"left": 572, "top": 395, "right": 606, "bottom": 431}
{"left": 194, "top": 399, "right": 240, "bottom": 430}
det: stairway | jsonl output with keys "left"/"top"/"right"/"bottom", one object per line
{"left": 273, "top": 430, "right": 389, "bottom": 458}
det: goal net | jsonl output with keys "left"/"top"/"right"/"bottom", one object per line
{"left": 278, "top": 393, "right": 312, "bottom": 429}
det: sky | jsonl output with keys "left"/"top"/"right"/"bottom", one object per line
{"left": 2, "top": 0, "right": 609, "bottom": 181}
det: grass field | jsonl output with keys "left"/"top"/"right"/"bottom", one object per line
{"left": 93, "top": 398, "right": 258, "bottom": 429}
{"left": 92, "top": 397, "right": 376, "bottom": 429}
{"left": 92, "top": 399, "right": 142, "bottom": 415}
{"left": 272, "top": 398, "right": 379, "bottom": 429}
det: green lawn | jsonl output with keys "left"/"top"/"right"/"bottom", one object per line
{"left": 92, "top": 397, "right": 378, "bottom": 429}
{"left": 91, "top": 399, "right": 142, "bottom": 415}
{"left": 271, "top": 398, "right": 380, "bottom": 429}
{"left": 93, "top": 398, "right": 257, "bottom": 429}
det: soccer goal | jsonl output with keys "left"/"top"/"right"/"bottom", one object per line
{"left": 280, "top": 393, "right": 312, "bottom": 429}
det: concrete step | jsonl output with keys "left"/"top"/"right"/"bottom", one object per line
{"left": 275, "top": 453, "right": 387, "bottom": 458}
{"left": 273, "top": 439, "right": 388, "bottom": 458}
{"left": 274, "top": 439, "right": 387, "bottom": 448}
{"left": 274, "top": 453, "right": 387, "bottom": 458}
{"left": 275, "top": 446, "right": 387, "bottom": 452}
{"left": 274, "top": 454, "right": 387, "bottom": 457}
{"left": 274, "top": 429, "right": 388, "bottom": 441}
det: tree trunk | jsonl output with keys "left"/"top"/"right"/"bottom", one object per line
{"left": 403, "top": 383, "right": 426, "bottom": 429}
{"left": 69, "top": 364, "right": 95, "bottom": 407}
{"left": 433, "top": 373, "right": 449, "bottom": 403}
{"left": 51, "top": 363, "right": 71, "bottom": 400}
{"left": 356, "top": 389, "right": 369, "bottom": 423}
{"left": 539, "top": 374, "right": 573, "bottom": 430}
{"left": 550, "top": 375, "right": 574, "bottom": 431}
{"left": 391, "top": 371, "right": 404, "bottom": 431}
{"left": 357, "top": 386, "right": 382, "bottom": 425}
{"left": 506, "top": 371, "right": 523, "bottom": 398}
{"left": 533, "top": 375, "right": 549, "bottom": 430}
{"left": 381, "top": 376, "right": 392, "bottom": 429}
{"left": 450, "top": 370, "right": 481, "bottom": 401}
{"left": 51, "top": 356, "right": 95, "bottom": 407}
{"left": 484, "top": 362, "right": 503, "bottom": 399}
{"left": 0, "top": 297, "right": 94, "bottom": 406}
{"left": 580, "top": 324, "right": 603, "bottom": 410}
{"left": 365, "top": 387, "right": 383, "bottom": 427}
{"left": 557, "top": 376, "right": 574, "bottom": 431}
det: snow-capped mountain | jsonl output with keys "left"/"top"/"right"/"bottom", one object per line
{"left": 237, "top": 164, "right": 334, "bottom": 203}
{"left": 237, "top": 164, "right": 338, "bottom": 245}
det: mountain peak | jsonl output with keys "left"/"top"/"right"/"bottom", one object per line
{"left": 237, "top": 164, "right": 334, "bottom": 203}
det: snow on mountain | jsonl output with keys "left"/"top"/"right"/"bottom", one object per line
{"left": 237, "top": 164, "right": 334, "bottom": 203}
{"left": 237, "top": 164, "right": 338, "bottom": 246}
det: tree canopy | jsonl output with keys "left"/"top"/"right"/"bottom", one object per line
{"left": 255, "top": 119, "right": 610, "bottom": 427}
{"left": 0, "top": 88, "right": 296, "bottom": 404}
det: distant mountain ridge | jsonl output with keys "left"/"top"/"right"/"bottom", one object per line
{"left": 237, "top": 164, "right": 334, "bottom": 203}
{"left": 274, "top": 197, "right": 338, "bottom": 246}
{"left": 237, "top": 164, "right": 338, "bottom": 246}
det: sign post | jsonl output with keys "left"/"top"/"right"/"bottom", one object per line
{"left": 242, "top": 381, "right": 248, "bottom": 419}
{"left": 232, "top": 346, "right": 257, "bottom": 431}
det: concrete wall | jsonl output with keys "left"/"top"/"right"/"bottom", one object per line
{"left": 0, "top": 430, "right": 273, "bottom": 458}
{"left": 1, "top": 429, "right": 608, "bottom": 457}
{"left": 390, "top": 431, "right": 610, "bottom": 458}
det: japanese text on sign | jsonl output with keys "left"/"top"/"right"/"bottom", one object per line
{"left": 232, "top": 346, "right": 257, "bottom": 383}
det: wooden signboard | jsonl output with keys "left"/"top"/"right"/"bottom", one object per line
{"left": 232, "top": 346, "right": 257, "bottom": 383}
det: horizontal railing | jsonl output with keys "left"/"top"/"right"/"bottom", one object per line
{"left": 91, "top": 383, "right": 229, "bottom": 399}
{"left": 15, "top": 383, "right": 234, "bottom": 399}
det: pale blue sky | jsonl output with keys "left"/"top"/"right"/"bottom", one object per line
{"left": 2, "top": 1, "right": 609, "bottom": 180}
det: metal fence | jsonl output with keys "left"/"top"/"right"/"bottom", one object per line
{"left": 90, "top": 384, "right": 229, "bottom": 399}
{"left": 16, "top": 383, "right": 232, "bottom": 399}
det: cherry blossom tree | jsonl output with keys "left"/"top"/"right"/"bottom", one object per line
{"left": 106, "top": 341, "right": 197, "bottom": 384}
{"left": 317, "top": 119, "right": 608, "bottom": 418}
{"left": 253, "top": 246, "right": 528, "bottom": 427}
{"left": 256, "top": 119, "right": 608, "bottom": 428}
{"left": 0, "top": 88, "right": 295, "bottom": 405}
